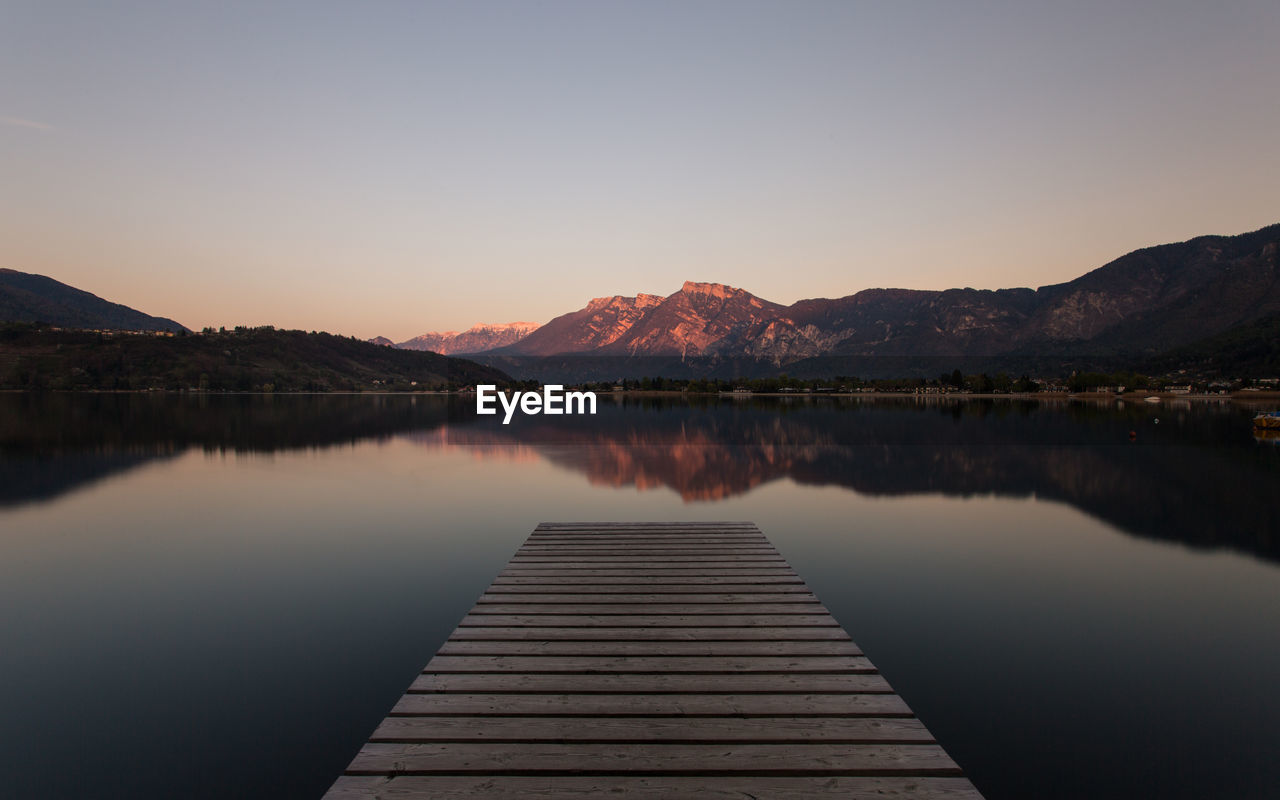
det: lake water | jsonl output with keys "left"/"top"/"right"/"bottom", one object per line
{"left": 2, "top": 392, "right": 1278, "bottom": 799}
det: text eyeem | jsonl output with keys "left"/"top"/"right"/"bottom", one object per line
{"left": 475, "top": 385, "right": 597, "bottom": 424}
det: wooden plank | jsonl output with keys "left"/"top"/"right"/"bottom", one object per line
{"left": 490, "top": 575, "right": 806, "bottom": 586}
{"left": 389, "top": 693, "right": 913, "bottom": 717}
{"left": 423, "top": 655, "right": 876, "bottom": 674}
{"left": 538, "top": 520, "right": 759, "bottom": 524}
{"left": 514, "top": 553, "right": 784, "bottom": 558}
{"left": 524, "top": 542, "right": 772, "bottom": 547}
{"left": 520, "top": 540, "right": 776, "bottom": 546}
{"left": 445, "top": 627, "right": 853, "bottom": 641}
{"left": 531, "top": 528, "right": 768, "bottom": 533}
{"left": 527, "top": 532, "right": 770, "bottom": 538}
{"left": 512, "top": 545, "right": 773, "bottom": 552}
{"left": 499, "top": 569, "right": 799, "bottom": 578}
{"left": 508, "top": 555, "right": 788, "bottom": 562}
{"left": 524, "top": 543, "right": 772, "bottom": 547}
{"left": 345, "top": 742, "right": 963, "bottom": 775}
{"left": 524, "top": 540, "right": 772, "bottom": 546}
{"left": 536, "top": 522, "right": 759, "bottom": 528}
{"left": 522, "top": 532, "right": 768, "bottom": 540}
{"left": 504, "top": 565, "right": 790, "bottom": 573}
{"left": 371, "top": 716, "right": 934, "bottom": 743}
{"left": 409, "top": 673, "right": 894, "bottom": 693}
{"left": 437, "top": 641, "right": 863, "bottom": 656}
{"left": 528, "top": 533, "right": 768, "bottom": 537}
{"left": 484, "top": 582, "right": 812, "bottom": 592}
{"left": 466, "top": 603, "right": 830, "bottom": 615}
{"left": 503, "top": 565, "right": 791, "bottom": 572}
{"left": 514, "top": 553, "right": 783, "bottom": 559}
{"left": 520, "top": 541, "right": 776, "bottom": 545}
{"left": 512, "top": 554, "right": 785, "bottom": 560}
{"left": 525, "top": 539, "right": 775, "bottom": 543}
{"left": 477, "top": 593, "right": 819, "bottom": 604}
{"left": 532, "top": 528, "right": 762, "bottom": 533}
{"left": 326, "top": 775, "right": 984, "bottom": 799}
{"left": 458, "top": 614, "right": 841, "bottom": 627}
{"left": 530, "top": 531, "right": 766, "bottom": 534}
{"left": 528, "top": 534, "right": 769, "bottom": 539}
{"left": 530, "top": 532, "right": 767, "bottom": 538}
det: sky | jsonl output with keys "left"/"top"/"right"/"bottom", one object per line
{"left": 2, "top": 1, "right": 1278, "bottom": 341}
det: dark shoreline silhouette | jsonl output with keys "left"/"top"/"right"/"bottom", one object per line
{"left": 3, "top": 393, "right": 1275, "bottom": 565}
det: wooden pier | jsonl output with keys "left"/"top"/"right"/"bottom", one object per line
{"left": 324, "top": 522, "right": 983, "bottom": 798}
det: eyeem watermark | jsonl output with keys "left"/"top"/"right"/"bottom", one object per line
{"left": 476, "top": 385, "right": 597, "bottom": 424}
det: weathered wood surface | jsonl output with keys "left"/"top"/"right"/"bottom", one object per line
{"left": 476, "top": 592, "right": 821, "bottom": 602}
{"left": 325, "top": 776, "right": 984, "bottom": 799}
{"left": 437, "top": 640, "right": 863, "bottom": 655}
{"left": 345, "top": 741, "right": 964, "bottom": 774}
{"left": 323, "top": 522, "right": 983, "bottom": 798}
{"left": 409, "top": 672, "right": 895, "bottom": 693}
{"left": 466, "top": 603, "right": 830, "bottom": 615}
{"left": 485, "top": 580, "right": 811, "bottom": 590}
{"left": 445, "top": 625, "right": 855, "bottom": 641}
{"left": 458, "top": 614, "right": 841, "bottom": 627}
{"left": 389, "top": 693, "right": 914, "bottom": 716}
{"left": 423, "top": 655, "right": 876, "bottom": 673}
{"left": 370, "top": 716, "right": 935, "bottom": 742}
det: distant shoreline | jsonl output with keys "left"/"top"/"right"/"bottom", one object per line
{"left": 613, "top": 389, "right": 1280, "bottom": 401}
{"left": 6, "top": 388, "right": 1277, "bottom": 402}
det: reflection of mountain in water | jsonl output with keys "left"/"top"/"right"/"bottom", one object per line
{"left": 0, "top": 450, "right": 182, "bottom": 508}
{"left": 3, "top": 393, "right": 1275, "bottom": 564}
{"left": 0, "top": 393, "right": 452, "bottom": 507}
{"left": 429, "top": 397, "right": 1280, "bottom": 564}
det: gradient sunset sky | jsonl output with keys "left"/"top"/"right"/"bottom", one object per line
{"left": 3, "top": 1, "right": 1278, "bottom": 340}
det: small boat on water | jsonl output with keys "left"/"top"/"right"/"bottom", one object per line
{"left": 1143, "top": 396, "right": 1161, "bottom": 404}
{"left": 1254, "top": 412, "right": 1280, "bottom": 430}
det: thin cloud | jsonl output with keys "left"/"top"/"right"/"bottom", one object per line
{"left": 1, "top": 116, "right": 55, "bottom": 132}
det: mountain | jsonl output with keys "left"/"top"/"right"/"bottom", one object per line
{"left": 397, "top": 321, "right": 539, "bottom": 354}
{"left": 1141, "top": 310, "right": 1280, "bottom": 377}
{"left": 0, "top": 269, "right": 188, "bottom": 332}
{"left": 499, "top": 296, "right": 663, "bottom": 356}
{"left": 491, "top": 281, "right": 1049, "bottom": 364}
{"left": 496, "top": 283, "right": 792, "bottom": 359}
{"left": 0, "top": 324, "right": 512, "bottom": 391}
{"left": 368, "top": 336, "right": 395, "bottom": 347}
{"left": 1043, "top": 227, "right": 1280, "bottom": 354}
{"left": 461, "top": 223, "right": 1280, "bottom": 378}
{"left": 599, "top": 282, "right": 788, "bottom": 358}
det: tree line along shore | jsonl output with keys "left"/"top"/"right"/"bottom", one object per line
{"left": 2, "top": 322, "right": 1276, "bottom": 396}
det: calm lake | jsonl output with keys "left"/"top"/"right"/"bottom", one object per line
{"left": 2, "top": 392, "right": 1278, "bottom": 799}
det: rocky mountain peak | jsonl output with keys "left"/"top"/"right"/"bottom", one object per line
{"left": 397, "top": 320, "right": 540, "bottom": 355}
{"left": 585, "top": 293, "right": 664, "bottom": 312}
{"left": 468, "top": 321, "right": 540, "bottom": 334}
{"left": 679, "top": 281, "right": 743, "bottom": 299}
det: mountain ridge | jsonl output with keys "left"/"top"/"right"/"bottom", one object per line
{"left": 394, "top": 321, "right": 540, "bottom": 355}
{"left": 390, "top": 223, "right": 1279, "bottom": 376}
{"left": 0, "top": 268, "right": 189, "bottom": 333}
{"left": 0, "top": 324, "right": 512, "bottom": 391}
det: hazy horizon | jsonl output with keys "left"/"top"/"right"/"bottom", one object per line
{"left": 4, "top": 1, "right": 1279, "bottom": 340}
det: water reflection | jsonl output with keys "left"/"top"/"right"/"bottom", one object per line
{"left": 3, "top": 393, "right": 1276, "bottom": 564}
{"left": 3, "top": 391, "right": 1278, "bottom": 800}
{"left": 0, "top": 393, "right": 450, "bottom": 508}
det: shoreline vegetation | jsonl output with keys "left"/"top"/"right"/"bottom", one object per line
{"left": 2, "top": 322, "right": 1277, "bottom": 398}
{"left": 0, "top": 323, "right": 513, "bottom": 392}
{"left": 3, "top": 389, "right": 1276, "bottom": 402}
